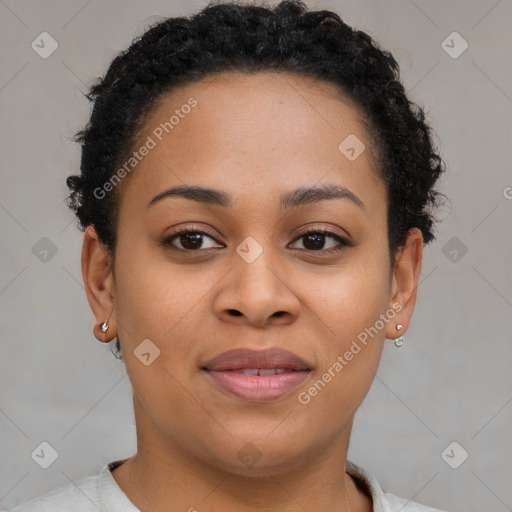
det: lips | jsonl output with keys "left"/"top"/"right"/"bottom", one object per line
{"left": 202, "top": 348, "right": 312, "bottom": 402}
{"left": 203, "top": 347, "right": 311, "bottom": 372}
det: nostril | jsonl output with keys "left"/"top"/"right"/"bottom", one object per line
{"left": 228, "top": 309, "right": 243, "bottom": 316}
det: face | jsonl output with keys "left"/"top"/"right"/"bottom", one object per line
{"left": 83, "top": 71, "right": 422, "bottom": 477}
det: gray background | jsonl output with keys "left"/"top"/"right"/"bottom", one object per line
{"left": 1, "top": 0, "right": 511, "bottom": 511}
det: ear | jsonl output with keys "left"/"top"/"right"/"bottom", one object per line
{"left": 385, "top": 227, "right": 423, "bottom": 341}
{"left": 81, "top": 225, "right": 117, "bottom": 343}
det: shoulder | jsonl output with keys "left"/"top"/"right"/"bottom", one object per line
{"left": 381, "top": 491, "right": 446, "bottom": 511}
{"left": 346, "top": 460, "right": 447, "bottom": 512}
{"left": 8, "top": 474, "right": 101, "bottom": 512}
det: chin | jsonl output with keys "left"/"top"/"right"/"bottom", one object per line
{"left": 203, "top": 438, "right": 319, "bottom": 479}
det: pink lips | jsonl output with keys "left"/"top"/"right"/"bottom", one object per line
{"left": 202, "top": 348, "right": 311, "bottom": 402}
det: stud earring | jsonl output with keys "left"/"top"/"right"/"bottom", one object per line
{"left": 99, "top": 310, "right": 114, "bottom": 335}
{"left": 394, "top": 324, "right": 404, "bottom": 348}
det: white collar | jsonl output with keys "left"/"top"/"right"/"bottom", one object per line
{"left": 98, "top": 458, "right": 442, "bottom": 512}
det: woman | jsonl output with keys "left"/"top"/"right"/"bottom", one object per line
{"left": 11, "top": 1, "right": 447, "bottom": 511}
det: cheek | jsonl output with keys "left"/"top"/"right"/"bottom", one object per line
{"left": 310, "top": 251, "right": 391, "bottom": 340}
{"left": 302, "top": 250, "right": 391, "bottom": 398}
{"left": 112, "top": 248, "right": 203, "bottom": 420}
{"left": 112, "top": 236, "right": 198, "bottom": 341}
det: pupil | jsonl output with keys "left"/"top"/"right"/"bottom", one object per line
{"left": 178, "top": 232, "right": 328, "bottom": 251}
{"left": 305, "top": 233, "right": 324, "bottom": 250}
{"left": 182, "top": 233, "right": 202, "bottom": 250}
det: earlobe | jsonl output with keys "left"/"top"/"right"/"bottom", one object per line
{"left": 385, "top": 228, "right": 423, "bottom": 341}
{"left": 81, "top": 225, "right": 117, "bottom": 343}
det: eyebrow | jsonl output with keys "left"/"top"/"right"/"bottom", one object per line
{"left": 146, "top": 183, "right": 365, "bottom": 211}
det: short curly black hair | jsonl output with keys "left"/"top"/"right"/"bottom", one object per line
{"left": 66, "top": 1, "right": 446, "bottom": 349}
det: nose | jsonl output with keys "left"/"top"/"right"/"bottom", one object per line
{"left": 212, "top": 249, "right": 300, "bottom": 328}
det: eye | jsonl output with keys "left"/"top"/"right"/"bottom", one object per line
{"left": 289, "top": 228, "right": 350, "bottom": 253}
{"left": 162, "top": 228, "right": 222, "bottom": 252}
{"left": 161, "top": 226, "right": 350, "bottom": 254}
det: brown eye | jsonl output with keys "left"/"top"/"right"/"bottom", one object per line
{"left": 161, "top": 227, "right": 350, "bottom": 255}
{"left": 290, "top": 229, "right": 349, "bottom": 252}
{"left": 163, "top": 229, "right": 223, "bottom": 252}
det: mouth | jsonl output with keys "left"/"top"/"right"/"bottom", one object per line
{"left": 202, "top": 348, "right": 312, "bottom": 402}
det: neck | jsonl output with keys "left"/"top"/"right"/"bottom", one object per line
{"left": 111, "top": 397, "right": 371, "bottom": 512}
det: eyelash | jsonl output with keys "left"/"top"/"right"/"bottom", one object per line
{"left": 161, "top": 226, "right": 350, "bottom": 255}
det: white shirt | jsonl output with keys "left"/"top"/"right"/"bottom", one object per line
{"left": 9, "top": 458, "right": 446, "bottom": 512}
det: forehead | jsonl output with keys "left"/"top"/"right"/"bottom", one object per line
{"left": 146, "top": 70, "right": 371, "bottom": 141}
{"left": 117, "top": 70, "right": 384, "bottom": 212}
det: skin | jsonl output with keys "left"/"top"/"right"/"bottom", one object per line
{"left": 82, "top": 71, "right": 423, "bottom": 512}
